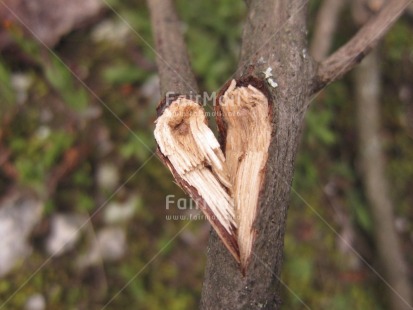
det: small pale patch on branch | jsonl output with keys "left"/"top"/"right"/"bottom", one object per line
{"left": 154, "top": 97, "right": 239, "bottom": 261}
{"left": 217, "top": 79, "right": 271, "bottom": 271}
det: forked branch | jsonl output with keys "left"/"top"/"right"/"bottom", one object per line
{"left": 312, "top": 0, "right": 411, "bottom": 94}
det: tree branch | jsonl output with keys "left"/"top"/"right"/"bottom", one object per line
{"left": 312, "top": 0, "right": 411, "bottom": 94}
{"left": 147, "top": 0, "right": 198, "bottom": 97}
{"left": 310, "top": 0, "right": 347, "bottom": 62}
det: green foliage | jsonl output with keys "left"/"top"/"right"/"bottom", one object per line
{"left": 72, "top": 166, "right": 93, "bottom": 188}
{"left": 387, "top": 134, "right": 413, "bottom": 214}
{"left": 384, "top": 22, "right": 413, "bottom": 62}
{"left": 177, "top": 0, "right": 245, "bottom": 91}
{"left": 306, "top": 108, "right": 337, "bottom": 146}
{"left": 293, "top": 152, "right": 319, "bottom": 191}
{"left": 349, "top": 191, "right": 373, "bottom": 232}
{"left": 75, "top": 191, "right": 95, "bottom": 213}
{"left": 10, "top": 130, "right": 74, "bottom": 191}
{"left": 43, "top": 57, "right": 89, "bottom": 111}
{"left": 120, "top": 131, "right": 154, "bottom": 161}
{"left": 0, "top": 61, "right": 15, "bottom": 111}
{"left": 8, "top": 27, "right": 90, "bottom": 112}
{"left": 9, "top": 26, "right": 41, "bottom": 59}
{"left": 103, "top": 63, "right": 147, "bottom": 85}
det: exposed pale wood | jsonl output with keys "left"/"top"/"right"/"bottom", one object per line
{"left": 219, "top": 80, "right": 271, "bottom": 271}
{"left": 155, "top": 81, "right": 272, "bottom": 273}
{"left": 154, "top": 97, "right": 239, "bottom": 262}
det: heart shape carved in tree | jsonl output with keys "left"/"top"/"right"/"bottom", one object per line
{"left": 154, "top": 77, "right": 271, "bottom": 273}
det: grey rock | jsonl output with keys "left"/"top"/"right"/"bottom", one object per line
{"left": 24, "top": 293, "right": 46, "bottom": 310}
{"left": 0, "top": 193, "right": 43, "bottom": 277}
{"left": 103, "top": 195, "right": 139, "bottom": 225}
{"left": 96, "top": 162, "right": 120, "bottom": 192}
{"left": 77, "top": 227, "right": 126, "bottom": 268}
{"left": 91, "top": 19, "right": 131, "bottom": 47}
{"left": 46, "top": 214, "right": 87, "bottom": 256}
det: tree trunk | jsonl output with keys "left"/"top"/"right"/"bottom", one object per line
{"left": 200, "top": 1, "right": 314, "bottom": 308}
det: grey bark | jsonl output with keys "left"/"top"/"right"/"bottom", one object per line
{"left": 147, "top": 0, "right": 198, "bottom": 97}
{"left": 200, "top": 1, "right": 314, "bottom": 308}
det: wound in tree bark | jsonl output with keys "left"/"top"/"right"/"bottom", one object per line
{"left": 216, "top": 79, "right": 271, "bottom": 271}
{"left": 154, "top": 97, "right": 239, "bottom": 262}
{"left": 154, "top": 78, "right": 271, "bottom": 273}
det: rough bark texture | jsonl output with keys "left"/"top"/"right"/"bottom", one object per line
{"left": 355, "top": 36, "right": 412, "bottom": 310}
{"left": 147, "top": 0, "right": 198, "bottom": 97}
{"left": 313, "top": 0, "right": 411, "bottom": 94}
{"left": 200, "top": 1, "right": 314, "bottom": 308}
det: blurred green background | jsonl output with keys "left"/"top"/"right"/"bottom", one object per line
{"left": 0, "top": 0, "right": 412, "bottom": 309}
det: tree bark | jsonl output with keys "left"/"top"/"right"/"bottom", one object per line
{"left": 200, "top": 1, "right": 314, "bottom": 308}
{"left": 147, "top": 0, "right": 198, "bottom": 97}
